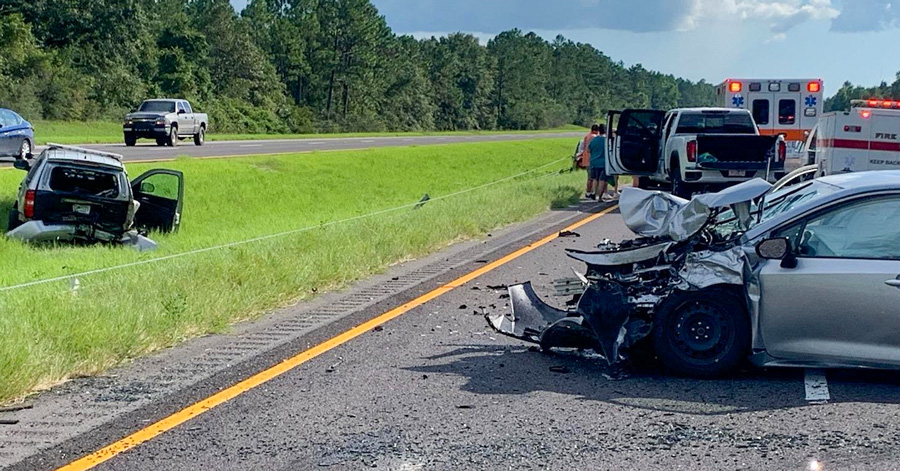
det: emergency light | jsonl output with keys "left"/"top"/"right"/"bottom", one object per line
{"left": 852, "top": 99, "right": 900, "bottom": 109}
{"left": 729, "top": 82, "right": 742, "bottom": 93}
{"left": 807, "top": 82, "right": 821, "bottom": 93}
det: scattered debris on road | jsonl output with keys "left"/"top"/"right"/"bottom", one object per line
{"left": 558, "top": 230, "right": 581, "bottom": 238}
{"left": 549, "top": 365, "right": 570, "bottom": 374}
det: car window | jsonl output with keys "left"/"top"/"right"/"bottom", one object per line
{"left": 183, "top": 102, "right": 193, "bottom": 114}
{"left": 663, "top": 113, "right": 676, "bottom": 141}
{"left": 752, "top": 99, "right": 769, "bottom": 125}
{"left": 49, "top": 166, "right": 120, "bottom": 198}
{"left": 777, "top": 196, "right": 900, "bottom": 260}
{"left": 139, "top": 101, "right": 176, "bottom": 113}
{"left": 0, "top": 110, "right": 15, "bottom": 126}
{"left": 778, "top": 99, "right": 796, "bottom": 125}
{"left": 138, "top": 173, "right": 179, "bottom": 200}
{"left": 675, "top": 112, "right": 756, "bottom": 134}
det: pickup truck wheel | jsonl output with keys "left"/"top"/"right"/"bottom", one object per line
{"left": 652, "top": 287, "right": 750, "bottom": 378}
{"left": 124, "top": 134, "right": 136, "bottom": 147}
{"left": 670, "top": 167, "right": 692, "bottom": 199}
{"left": 7, "top": 206, "right": 21, "bottom": 231}
{"left": 155, "top": 138, "right": 166, "bottom": 146}
{"left": 166, "top": 126, "right": 178, "bottom": 147}
{"left": 193, "top": 127, "right": 205, "bottom": 146}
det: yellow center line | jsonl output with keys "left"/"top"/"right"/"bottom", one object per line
{"left": 55, "top": 205, "right": 618, "bottom": 471}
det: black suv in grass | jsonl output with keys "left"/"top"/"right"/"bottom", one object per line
{"left": 7, "top": 144, "right": 184, "bottom": 244}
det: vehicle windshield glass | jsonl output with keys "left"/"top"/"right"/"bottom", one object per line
{"left": 676, "top": 112, "right": 756, "bottom": 134}
{"left": 138, "top": 101, "right": 176, "bottom": 113}
{"left": 713, "top": 180, "right": 841, "bottom": 236}
{"left": 49, "top": 166, "right": 120, "bottom": 198}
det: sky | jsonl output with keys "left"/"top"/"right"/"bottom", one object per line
{"left": 229, "top": 0, "right": 900, "bottom": 97}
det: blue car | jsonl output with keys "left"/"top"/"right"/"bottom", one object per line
{"left": 0, "top": 108, "right": 34, "bottom": 159}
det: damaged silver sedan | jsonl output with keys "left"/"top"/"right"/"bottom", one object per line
{"left": 488, "top": 171, "right": 900, "bottom": 376}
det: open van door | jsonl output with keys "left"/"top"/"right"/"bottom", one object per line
{"left": 607, "top": 109, "right": 666, "bottom": 176}
{"left": 131, "top": 169, "right": 184, "bottom": 233}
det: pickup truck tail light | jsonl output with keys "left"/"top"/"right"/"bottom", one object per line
{"left": 24, "top": 190, "right": 35, "bottom": 218}
{"left": 686, "top": 140, "right": 697, "bottom": 163}
{"left": 777, "top": 140, "right": 786, "bottom": 162}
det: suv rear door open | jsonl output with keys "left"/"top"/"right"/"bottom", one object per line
{"left": 131, "top": 169, "right": 184, "bottom": 232}
{"left": 607, "top": 109, "right": 666, "bottom": 176}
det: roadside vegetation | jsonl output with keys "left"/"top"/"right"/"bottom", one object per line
{"left": 0, "top": 139, "right": 582, "bottom": 403}
{"left": 0, "top": 0, "right": 715, "bottom": 136}
{"left": 31, "top": 121, "right": 585, "bottom": 145}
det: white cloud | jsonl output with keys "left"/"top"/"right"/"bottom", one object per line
{"left": 679, "top": 0, "right": 839, "bottom": 37}
{"left": 831, "top": 0, "right": 900, "bottom": 32}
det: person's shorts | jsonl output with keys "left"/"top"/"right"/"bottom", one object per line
{"left": 589, "top": 165, "right": 606, "bottom": 180}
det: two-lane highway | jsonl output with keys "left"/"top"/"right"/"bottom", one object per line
{"left": 32, "top": 132, "right": 582, "bottom": 163}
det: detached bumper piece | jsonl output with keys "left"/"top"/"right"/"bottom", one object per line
{"left": 486, "top": 281, "right": 650, "bottom": 366}
{"left": 7, "top": 221, "right": 157, "bottom": 251}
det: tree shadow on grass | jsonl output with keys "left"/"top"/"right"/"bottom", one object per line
{"left": 406, "top": 344, "right": 900, "bottom": 416}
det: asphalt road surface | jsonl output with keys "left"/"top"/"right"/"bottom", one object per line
{"left": 10, "top": 201, "right": 900, "bottom": 471}
{"left": 29, "top": 132, "right": 581, "bottom": 163}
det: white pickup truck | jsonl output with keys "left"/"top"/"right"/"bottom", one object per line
{"left": 606, "top": 108, "right": 787, "bottom": 197}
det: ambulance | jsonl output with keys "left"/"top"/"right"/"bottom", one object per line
{"left": 716, "top": 78, "right": 824, "bottom": 159}
{"left": 805, "top": 99, "right": 900, "bottom": 176}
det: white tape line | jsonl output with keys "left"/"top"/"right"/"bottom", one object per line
{"left": 804, "top": 368, "right": 830, "bottom": 403}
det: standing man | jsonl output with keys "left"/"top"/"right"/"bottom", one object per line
{"left": 581, "top": 124, "right": 600, "bottom": 199}
{"left": 588, "top": 124, "right": 614, "bottom": 202}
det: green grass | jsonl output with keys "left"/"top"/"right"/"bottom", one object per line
{"left": 0, "top": 139, "right": 582, "bottom": 402}
{"left": 31, "top": 120, "right": 585, "bottom": 145}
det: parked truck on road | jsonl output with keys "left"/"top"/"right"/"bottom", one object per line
{"left": 123, "top": 99, "right": 208, "bottom": 147}
{"left": 606, "top": 108, "right": 786, "bottom": 198}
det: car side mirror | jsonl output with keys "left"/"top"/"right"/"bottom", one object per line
{"left": 13, "top": 159, "right": 30, "bottom": 171}
{"left": 177, "top": 109, "right": 186, "bottom": 115}
{"left": 756, "top": 237, "right": 798, "bottom": 268}
{"left": 140, "top": 182, "right": 156, "bottom": 193}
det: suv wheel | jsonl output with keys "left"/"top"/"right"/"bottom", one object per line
{"left": 124, "top": 134, "right": 136, "bottom": 147}
{"left": 19, "top": 139, "right": 32, "bottom": 159}
{"left": 194, "top": 126, "right": 205, "bottom": 146}
{"left": 652, "top": 287, "right": 750, "bottom": 378}
{"left": 7, "top": 206, "right": 21, "bottom": 231}
{"left": 167, "top": 126, "right": 178, "bottom": 147}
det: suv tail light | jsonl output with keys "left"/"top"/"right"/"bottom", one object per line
{"left": 24, "top": 190, "right": 35, "bottom": 218}
{"left": 777, "top": 140, "right": 786, "bottom": 162}
{"left": 686, "top": 140, "right": 697, "bottom": 162}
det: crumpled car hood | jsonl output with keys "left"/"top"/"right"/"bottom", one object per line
{"left": 619, "top": 178, "right": 773, "bottom": 241}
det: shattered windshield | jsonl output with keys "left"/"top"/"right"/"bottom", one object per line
{"left": 712, "top": 180, "right": 841, "bottom": 237}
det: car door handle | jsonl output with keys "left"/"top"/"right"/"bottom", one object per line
{"left": 886, "top": 279, "right": 900, "bottom": 288}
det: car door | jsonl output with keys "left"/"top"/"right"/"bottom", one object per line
{"left": 0, "top": 110, "right": 15, "bottom": 156}
{"left": 175, "top": 101, "right": 190, "bottom": 135}
{"left": 757, "top": 194, "right": 900, "bottom": 366}
{"left": 131, "top": 169, "right": 184, "bottom": 233}
{"left": 606, "top": 109, "right": 666, "bottom": 176}
{"left": 181, "top": 101, "right": 197, "bottom": 134}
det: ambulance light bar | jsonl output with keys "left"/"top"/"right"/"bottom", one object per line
{"left": 850, "top": 99, "right": 900, "bottom": 109}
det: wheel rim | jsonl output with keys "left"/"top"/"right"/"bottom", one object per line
{"left": 199, "top": 129, "right": 204, "bottom": 142}
{"left": 20, "top": 140, "right": 30, "bottom": 159}
{"left": 669, "top": 302, "right": 732, "bottom": 365}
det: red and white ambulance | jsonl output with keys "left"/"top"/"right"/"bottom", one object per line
{"left": 805, "top": 99, "right": 900, "bottom": 176}
{"left": 716, "top": 78, "right": 824, "bottom": 159}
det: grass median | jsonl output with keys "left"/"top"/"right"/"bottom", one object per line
{"left": 31, "top": 121, "right": 585, "bottom": 145}
{"left": 0, "top": 138, "right": 583, "bottom": 403}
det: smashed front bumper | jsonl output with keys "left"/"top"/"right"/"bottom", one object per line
{"left": 486, "top": 281, "right": 650, "bottom": 365}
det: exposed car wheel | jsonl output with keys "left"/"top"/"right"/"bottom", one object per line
{"left": 124, "top": 134, "right": 137, "bottom": 147}
{"left": 19, "top": 139, "right": 32, "bottom": 159}
{"left": 155, "top": 138, "right": 166, "bottom": 146}
{"left": 193, "top": 126, "right": 205, "bottom": 146}
{"left": 652, "top": 287, "right": 750, "bottom": 378}
{"left": 7, "top": 206, "right": 20, "bottom": 231}
{"left": 167, "top": 126, "right": 178, "bottom": 147}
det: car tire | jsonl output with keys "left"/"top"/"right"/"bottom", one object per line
{"left": 155, "top": 138, "right": 166, "bottom": 146}
{"left": 670, "top": 164, "right": 692, "bottom": 199}
{"left": 193, "top": 126, "right": 205, "bottom": 146}
{"left": 124, "top": 134, "right": 137, "bottom": 147}
{"left": 18, "top": 138, "right": 32, "bottom": 159}
{"left": 652, "top": 287, "right": 750, "bottom": 378}
{"left": 7, "top": 206, "right": 21, "bottom": 231}
{"left": 166, "top": 126, "right": 178, "bottom": 147}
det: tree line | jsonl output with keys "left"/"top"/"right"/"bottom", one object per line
{"left": 0, "top": 0, "right": 717, "bottom": 134}
{"left": 825, "top": 73, "right": 900, "bottom": 112}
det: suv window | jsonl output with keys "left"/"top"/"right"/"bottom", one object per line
{"left": 775, "top": 196, "right": 900, "bottom": 260}
{"left": 675, "top": 112, "right": 756, "bottom": 134}
{"left": 49, "top": 166, "right": 120, "bottom": 198}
